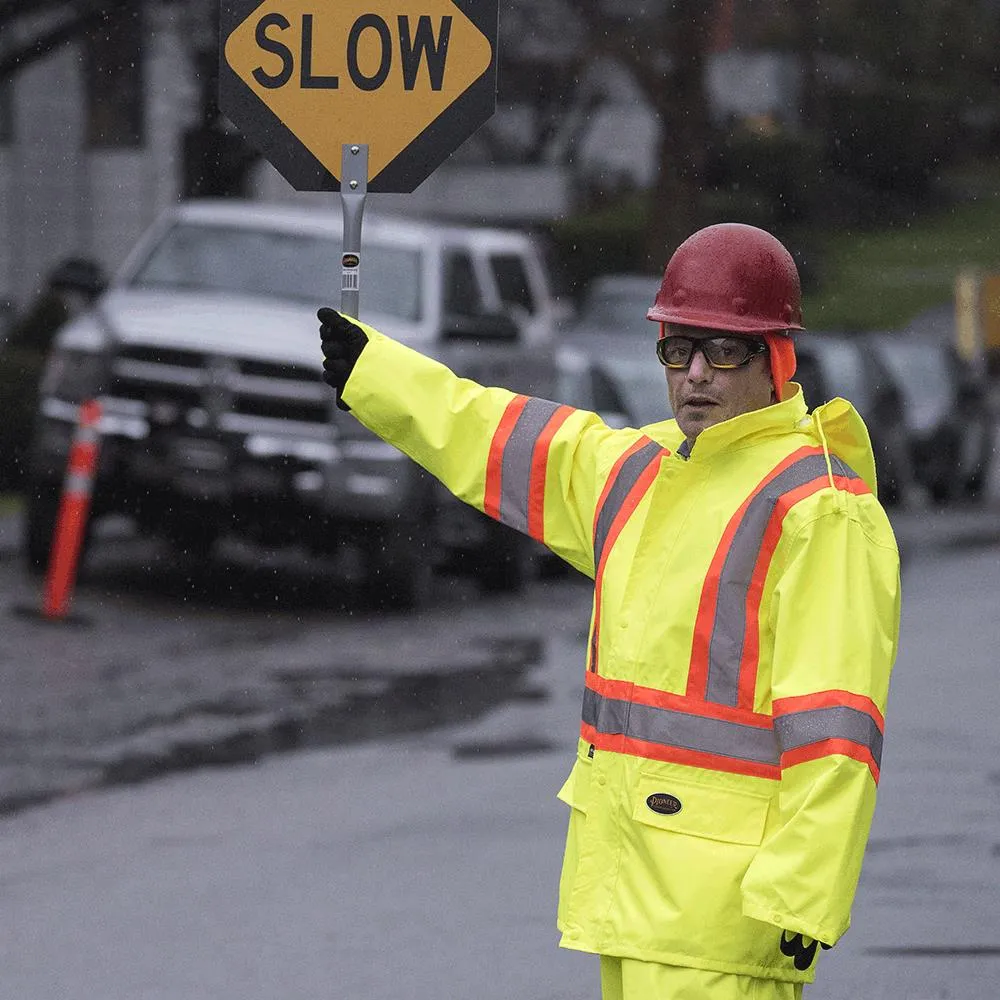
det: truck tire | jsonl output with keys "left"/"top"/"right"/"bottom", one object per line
{"left": 364, "top": 521, "right": 435, "bottom": 611}
{"left": 961, "top": 422, "right": 994, "bottom": 502}
{"left": 929, "top": 476, "right": 955, "bottom": 506}
{"left": 964, "top": 470, "right": 985, "bottom": 500}
{"left": 162, "top": 512, "right": 222, "bottom": 561}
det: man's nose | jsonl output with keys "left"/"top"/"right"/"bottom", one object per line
{"left": 687, "top": 348, "right": 713, "bottom": 381}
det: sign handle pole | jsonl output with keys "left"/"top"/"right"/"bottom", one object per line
{"left": 340, "top": 143, "right": 369, "bottom": 319}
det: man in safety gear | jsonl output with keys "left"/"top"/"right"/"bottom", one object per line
{"left": 318, "top": 222, "right": 900, "bottom": 999}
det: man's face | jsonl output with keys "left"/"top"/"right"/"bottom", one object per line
{"left": 664, "top": 325, "right": 775, "bottom": 445}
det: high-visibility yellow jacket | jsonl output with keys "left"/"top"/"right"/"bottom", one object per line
{"left": 342, "top": 323, "right": 900, "bottom": 984}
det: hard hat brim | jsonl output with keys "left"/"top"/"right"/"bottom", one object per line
{"left": 646, "top": 304, "right": 804, "bottom": 334}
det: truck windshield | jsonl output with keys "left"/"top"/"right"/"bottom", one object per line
{"left": 126, "top": 222, "right": 422, "bottom": 320}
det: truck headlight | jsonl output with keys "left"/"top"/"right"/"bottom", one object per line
{"left": 40, "top": 348, "right": 108, "bottom": 403}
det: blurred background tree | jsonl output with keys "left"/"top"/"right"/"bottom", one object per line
{"left": 526, "top": 0, "right": 1000, "bottom": 289}
{"left": 2, "top": 0, "right": 999, "bottom": 297}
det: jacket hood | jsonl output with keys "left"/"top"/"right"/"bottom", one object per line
{"left": 810, "top": 395, "right": 878, "bottom": 495}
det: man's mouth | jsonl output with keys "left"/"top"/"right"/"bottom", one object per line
{"left": 683, "top": 396, "right": 718, "bottom": 408}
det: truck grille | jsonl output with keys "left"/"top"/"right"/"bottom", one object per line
{"left": 109, "top": 346, "right": 330, "bottom": 431}
{"left": 119, "top": 345, "right": 209, "bottom": 368}
{"left": 232, "top": 393, "right": 329, "bottom": 424}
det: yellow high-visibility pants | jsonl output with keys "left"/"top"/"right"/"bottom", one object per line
{"left": 600, "top": 956, "right": 805, "bottom": 1000}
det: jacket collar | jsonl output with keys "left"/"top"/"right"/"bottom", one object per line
{"left": 645, "top": 384, "right": 809, "bottom": 458}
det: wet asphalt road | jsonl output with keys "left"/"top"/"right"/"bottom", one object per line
{"left": 0, "top": 521, "right": 570, "bottom": 815}
{"left": 2, "top": 500, "right": 1000, "bottom": 819}
{"left": 1, "top": 503, "right": 1000, "bottom": 999}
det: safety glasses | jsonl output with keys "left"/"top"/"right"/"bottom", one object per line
{"left": 655, "top": 335, "right": 769, "bottom": 370}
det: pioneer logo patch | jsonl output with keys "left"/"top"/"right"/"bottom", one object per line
{"left": 646, "top": 792, "right": 682, "bottom": 815}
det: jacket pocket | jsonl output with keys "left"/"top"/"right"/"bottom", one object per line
{"left": 631, "top": 774, "right": 770, "bottom": 847}
{"left": 556, "top": 746, "right": 594, "bottom": 814}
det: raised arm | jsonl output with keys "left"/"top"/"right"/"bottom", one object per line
{"left": 319, "top": 309, "right": 626, "bottom": 577}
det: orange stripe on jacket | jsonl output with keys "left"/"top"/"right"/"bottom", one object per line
{"left": 781, "top": 737, "right": 881, "bottom": 784}
{"left": 687, "top": 446, "right": 825, "bottom": 700}
{"left": 484, "top": 395, "right": 530, "bottom": 520}
{"left": 733, "top": 472, "right": 869, "bottom": 710}
{"left": 773, "top": 689, "right": 885, "bottom": 732}
{"left": 526, "top": 405, "right": 574, "bottom": 541}
{"left": 580, "top": 723, "right": 781, "bottom": 781}
{"left": 586, "top": 671, "right": 772, "bottom": 728}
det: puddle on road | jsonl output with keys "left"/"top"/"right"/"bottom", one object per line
{"left": 95, "top": 637, "right": 545, "bottom": 795}
{"left": 2, "top": 533, "right": 575, "bottom": 817}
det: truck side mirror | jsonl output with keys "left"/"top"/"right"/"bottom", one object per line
{"left": 50, "top": 258, "right": 107, "bottom": 303}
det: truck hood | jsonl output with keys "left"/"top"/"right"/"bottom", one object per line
{"left": 90, "top": 288, "right": 414, "bottom": 368}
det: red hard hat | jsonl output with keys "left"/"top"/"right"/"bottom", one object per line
{"left": 647, "top": 223, "right": 804, "bottom": 333}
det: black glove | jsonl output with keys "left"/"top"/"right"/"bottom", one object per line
{"left": 779, "top": 931, "right": 832, "bottom": 971}
{"left": 318, "top": 307, "right": 369, "bottom": 411}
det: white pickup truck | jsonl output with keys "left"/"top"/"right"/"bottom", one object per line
{"left": 27, "top": 199, "right": 562, "bottom": 606}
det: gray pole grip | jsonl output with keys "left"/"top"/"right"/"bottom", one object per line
{"left": 339, "top": 144, "right": 369, "bottom": 318}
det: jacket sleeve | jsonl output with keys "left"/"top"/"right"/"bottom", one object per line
{"left": 340, "top": 323, "right": 625, "bottom": 577}
{"left": 740, "top": 498, "right": 901, "bottom": 946}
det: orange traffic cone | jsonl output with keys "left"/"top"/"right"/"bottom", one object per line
{"left": 41, "top": 399, "right": 102, "bottom": 620}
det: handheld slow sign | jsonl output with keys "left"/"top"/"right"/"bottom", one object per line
{"left": 219, "top": 0, "right": 498, "bottom": 193}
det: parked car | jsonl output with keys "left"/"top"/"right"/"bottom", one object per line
{"left": 27, "top": 200, "right": 562, "bottom": 606}
{"left": 559, "top": 312, "right": 915, "bottom": 507}
{"left": 793, "top": 333, "right": 914, "bottom": 507}
{"left": 570, "top": 273, "right": 661, "bottom": 338}
{"left": 868, "top": 332, "right": 995, "bottom": 504}
{"left": 557, "top": 272, "right": 671, "bottom": 425}
{"left": 556, "top": 332, "right": 673, "bottom": 429}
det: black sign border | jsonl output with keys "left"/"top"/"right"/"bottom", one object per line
{"left": 218, "top": 0, "right": 498, "bottom": 193}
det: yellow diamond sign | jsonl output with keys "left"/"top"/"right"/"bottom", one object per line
{"left": 219, "top": 0, "right": 497, "bottom": 192}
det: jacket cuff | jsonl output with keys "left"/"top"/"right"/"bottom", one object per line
{"left": 741, "top": 898, "right": 844, "bottom": 948}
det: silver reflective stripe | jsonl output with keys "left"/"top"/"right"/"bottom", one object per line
{"left": 593, "top": 440, "right": 663, "bottom": 567}
{"left": 63, "top": 472, "right": 93, "bottom": 495}
{"left": 775, "top": 705, "right": 883, "bottom": 767}
{"left": 705, "top": 453, "right": 860, "bottom": 706}
{"left": 496, "top": 397, "right": 564, "bottom": 533}
{"left": 582, "top": 687, "right": 780, "bottom": 766}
